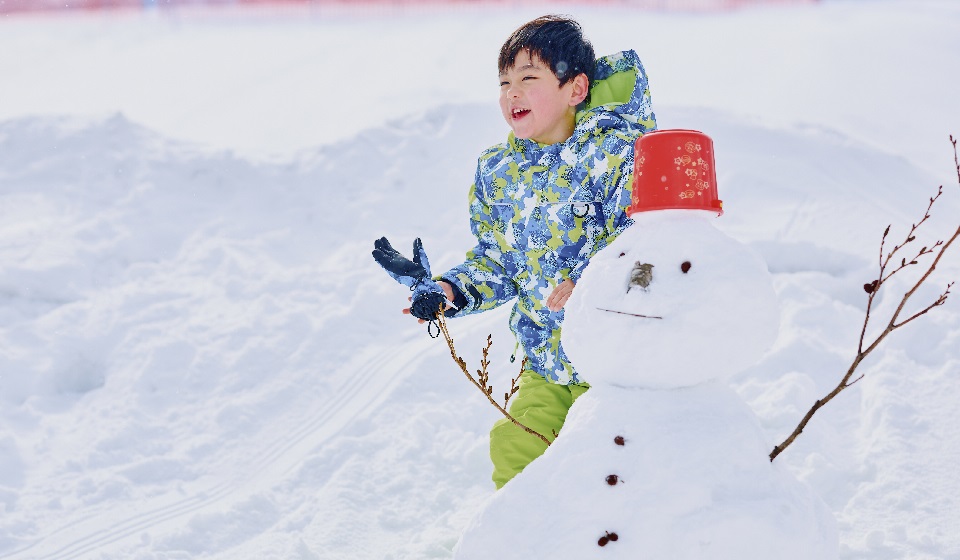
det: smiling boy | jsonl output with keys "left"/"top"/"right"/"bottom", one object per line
{"left": 500, "top": 49, "right": 585, "bottom": 147}
{"left": 374, "top": 15, "right": 656, "bottom": 488}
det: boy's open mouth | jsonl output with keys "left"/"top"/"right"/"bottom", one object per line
{"left": 512, "top": 107, "right": 531, "bottom": 120}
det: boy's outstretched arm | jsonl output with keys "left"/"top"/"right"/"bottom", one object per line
{"left": 436, "top": 177, "right": 520, "bottom": 316}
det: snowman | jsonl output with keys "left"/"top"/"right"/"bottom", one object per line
{"left": 453, "top": 130, "right": 838, "bottom": 559}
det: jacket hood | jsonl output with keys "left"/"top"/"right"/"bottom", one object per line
{"left": 508, "top": 49, "right": 656, "bottom": 154}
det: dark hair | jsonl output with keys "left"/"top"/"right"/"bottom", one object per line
{"left": 498, "top": 15, "right": 596, "bottom": 99}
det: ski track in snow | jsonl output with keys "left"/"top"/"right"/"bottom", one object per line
{"left": 8, "top": 338, "right": 433, "bottom": 560}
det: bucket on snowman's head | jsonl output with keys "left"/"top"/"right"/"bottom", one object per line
{"left": 627, "top": 129, "right": 723, "bottom": 216}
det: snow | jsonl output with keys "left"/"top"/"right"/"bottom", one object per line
{"left": 0, "top": 1, "right": 958, "bottom": 559}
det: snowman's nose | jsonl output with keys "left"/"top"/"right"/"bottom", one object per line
{"left": 628, "top": 262, "right": 654, "bottom": 292}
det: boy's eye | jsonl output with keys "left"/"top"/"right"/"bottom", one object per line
{"left": 499, "top": 81, "right": 509, "bottom": 87}
{"left": 522, "top": 75, "right": 536, "bottom": 81}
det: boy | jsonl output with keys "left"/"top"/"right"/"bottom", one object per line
{"left": 373, "top": 15, "right": 656, "bottom": 488}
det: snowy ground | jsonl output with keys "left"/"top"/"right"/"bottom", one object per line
{"left": 0, "top": 1, "right": 958, "bottom": 559}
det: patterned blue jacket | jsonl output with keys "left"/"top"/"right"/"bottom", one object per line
{"left": 440, "top": 50, "right": 656, "bottom": 384}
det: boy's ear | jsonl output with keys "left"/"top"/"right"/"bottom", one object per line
{"left": 568, "top": 73, "right": 590, "bottom": 106}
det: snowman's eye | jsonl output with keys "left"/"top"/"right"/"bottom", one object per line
{"left": 618, "top": 252, "right": 626, "bottom": 258}
{"left": 681, "top": 261, "right": 692, "bottom": 273}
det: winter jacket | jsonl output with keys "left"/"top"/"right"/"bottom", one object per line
{"left": 440, "top": 50, "right": 657, "bottom": 385}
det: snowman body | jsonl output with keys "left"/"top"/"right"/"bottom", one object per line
{"left": 453, "top": 211, "right": 838, "bottom": 559}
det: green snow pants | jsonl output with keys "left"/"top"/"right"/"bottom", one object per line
{"left": 489, "top": 368, "right": 590, "bottom": 489}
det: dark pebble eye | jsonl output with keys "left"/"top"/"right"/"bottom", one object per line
{"left": 618, "top": 252, "right": 626, "bottom": 258}
{"left": 681, "top": 261, "right": 692, "bottom": 273}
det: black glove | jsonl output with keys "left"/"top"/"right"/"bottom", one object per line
{"left": 372, "top": 237, "right": 448, "bottom": 321}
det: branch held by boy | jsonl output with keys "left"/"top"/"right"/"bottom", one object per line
{"left": 435, "top": 312, "right": 552, "bottom": 447}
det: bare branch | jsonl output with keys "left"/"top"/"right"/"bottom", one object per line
{"left": 771, "top": 136, "right": 960, "bottom": 461}
{"left": 847, "top": 373, "right": 865, "bottom": 386}
{"left": 894, "top": 281, "right": 953, "bottom": 328}
{"left": 503, "top": 360, "right": 525, "bottom": 409}
{"left": 952, "top": 135, "right": 959, "bottom": 183}
{"left": 879, "top": 187, "right": 942, "bottom": 284}
{"left": 436, "top": 313, "right": 551, "bottom": 446}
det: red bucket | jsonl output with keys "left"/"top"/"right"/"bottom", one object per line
{"left": 628, "top": 129, "right": 722, "bottom": 216}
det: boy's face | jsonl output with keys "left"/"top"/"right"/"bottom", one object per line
{"left": 499, "top": 50, "right": 588, "bottom": 145}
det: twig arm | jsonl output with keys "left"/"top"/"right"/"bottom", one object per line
{"left": 770, "top": 136, "right": 960, "bottom": 461}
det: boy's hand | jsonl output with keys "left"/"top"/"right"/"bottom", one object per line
{"left": 403, "top": 281, "right": 456, "bottom": 323}
{"left": 372, "top": 237, "right": 450, "bottom": 321}
{"left": 372, "top": 237, "right": 431, "bottom": 288}
{"left": 546, "top": 279, "right": 575, "bottom": 311}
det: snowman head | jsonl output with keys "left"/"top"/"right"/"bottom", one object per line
{"left": 563, "top": 210, "right": 779, "bottom": 388}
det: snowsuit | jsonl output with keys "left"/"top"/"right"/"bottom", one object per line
{"left": 439, "top": 50, "right": 657, "bottom": 488}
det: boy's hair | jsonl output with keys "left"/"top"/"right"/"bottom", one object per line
{"left": 498, "top": 15, "right": 596, "bottom": 102}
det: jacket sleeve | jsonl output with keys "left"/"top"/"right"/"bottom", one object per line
{"left": 560, "top": 50, "right": 657, "bottom": 283}
{"left": 564, "top": 130, "right": 640, "bottom": 283}
{"left": 438, "top": 171, "right": 520, "bottom": 316}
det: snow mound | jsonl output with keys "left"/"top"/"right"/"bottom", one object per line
{"left": 0, "top": 101, "right": 957, "bottom": 559}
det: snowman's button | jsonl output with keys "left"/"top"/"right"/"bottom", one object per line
{"left": 598, "top": 531, "right": 619, "bottom": 546}
{"left": 614, "top": 435, "right": 625, "bottom": 446}
{"left": 605, "top": 474, "right": 620, "bottom": 485}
